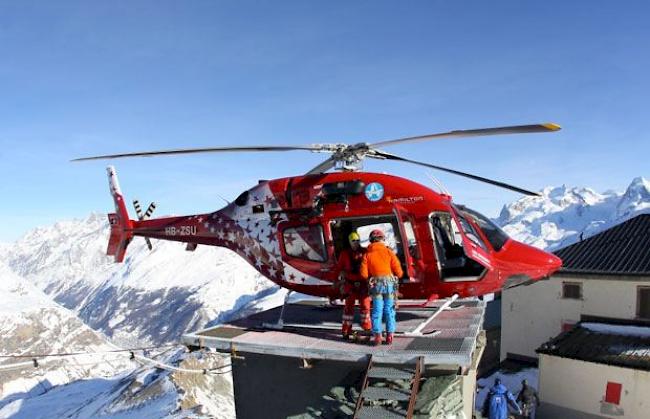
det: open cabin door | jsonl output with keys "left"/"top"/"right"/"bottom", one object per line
{"left": 392, "top": 204, "right": 421, "bottom": 281}
{"left": 430, "top": 210, "right": 491, "bottom": 282}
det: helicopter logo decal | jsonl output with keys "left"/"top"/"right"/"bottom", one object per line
{"left": 365, "top": 182, "right": 384, "bottom": 202}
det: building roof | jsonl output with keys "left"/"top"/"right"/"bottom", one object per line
{"left": 537, "top": 322, "right": 650, "bottom": 371}
{"left": 553, "top": 214, "right": 650, "bottom": 276}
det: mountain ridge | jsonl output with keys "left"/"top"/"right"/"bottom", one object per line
{"left": 496, "top": 176, "right": 650, "bottom": 250}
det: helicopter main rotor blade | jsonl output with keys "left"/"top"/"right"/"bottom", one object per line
{"left": 72, "top": 145, "right": 321, "bottom": 162}
{"left": 372, "top": 150, "right": 540, "bottom": 196}
{"left": 369, "top": 123, "right": 560, "bottom": 149}
{"left": 305, "top": 156, "right": 338, "bottom": 175}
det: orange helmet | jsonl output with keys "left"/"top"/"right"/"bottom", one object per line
{"left": 369, "top": 229, "right": 385, "bottom": 242}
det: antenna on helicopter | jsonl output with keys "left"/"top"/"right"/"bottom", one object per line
{"left": 216, "top": 193, "right": 231, "bottom": 205}
{"left": 425, "top": 172, "right": 451, "bottom": 196}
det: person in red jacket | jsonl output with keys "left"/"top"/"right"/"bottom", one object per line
{"left": 360, "top": 229, "right": 403, "bottom": 345}
{"left": 335, "top": 231, "right": 370, "bottom": 338}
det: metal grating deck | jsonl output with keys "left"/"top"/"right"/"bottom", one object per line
{"left": 181, "top": 298, "right": 485, "bottom": 367}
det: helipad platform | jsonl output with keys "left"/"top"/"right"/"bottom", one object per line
{"left": 181, "top": 298, "right": 486, "bottom": 368}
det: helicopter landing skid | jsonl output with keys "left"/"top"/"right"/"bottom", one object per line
{"left": 261, "top": 290, "right": 293, "bottom": 330}
{"left": 402, "top": 293, "right": 459, "bottom": 337}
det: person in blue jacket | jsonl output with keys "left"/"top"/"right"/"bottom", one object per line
{"left": 482, "top": 378, "right": 522, "bottom": 419}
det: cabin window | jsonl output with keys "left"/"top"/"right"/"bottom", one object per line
{"left": 638, "top": 287, "right": 650, "bottom": 319}
{"left": 282, "top": 225, "right": 327, "bottom": 262}
{"left": 562, "top": 282, "right": 582, "bottom": 299}
{"left": 403, "top": 220, "right": 420, "bottom": 259}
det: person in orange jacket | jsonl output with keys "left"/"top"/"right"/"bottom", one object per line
{"left": 335, "top": 231, "right": 370, "bottom": 338}
{"left": 360, "top": 229, "right": 403, "bottom": 345}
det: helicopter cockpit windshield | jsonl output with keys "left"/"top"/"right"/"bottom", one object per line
{"left": 454, "top": 205, "right": 510, "bottom": 251}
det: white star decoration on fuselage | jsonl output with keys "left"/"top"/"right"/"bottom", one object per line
{"left": 196, "top": 183, "right": 331, "bottom": 287}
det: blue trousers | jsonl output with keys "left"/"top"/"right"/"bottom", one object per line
{"left": 370, "top": 278, "right": 396, "bottom": 334}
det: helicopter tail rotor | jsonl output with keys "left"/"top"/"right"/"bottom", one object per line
{"left": 133, "top": 200, "right": 156, "bottom": 251}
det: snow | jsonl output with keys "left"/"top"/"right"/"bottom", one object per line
{"left": 496, "top": 177, "right": 650, "bottom": 250}
{"left": 581, "top": 322, "right": 650, "bottom": 338}
{"left": 108, "top": 314, "right": 126, "bottom": 329}
{"left": 0, "top": 260, "right": 137, "bottom": 407}
{"left": 610, "top": 346, "right": 650, "bottom": 357}
{"left": 0, "top": 348, "right": 235, "bottom": 418}
{"left": 0, "top": 262, "right": 58, "bottom": 314}
{"left": 0, "top": 373, "right": 176, "bottom": 419}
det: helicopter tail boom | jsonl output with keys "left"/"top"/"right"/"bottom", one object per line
{"left": 106, "top": 166, "right": 134, "bottom": 262}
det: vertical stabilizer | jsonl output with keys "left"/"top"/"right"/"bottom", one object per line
{"left": 106, "top": 166, "right": 133, "bottom": 262}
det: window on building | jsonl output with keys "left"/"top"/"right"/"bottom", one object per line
{"left": 282, "top": 225, "right": 327, "bottom": 262}
{"left": 605, "top": 382, "right": 622, "bottom": 405}
{"left": 638, "top": 287, "right": 650, "bottom": 319}
{"left": 562, "top": 282, "right": 582, "bottom": 299}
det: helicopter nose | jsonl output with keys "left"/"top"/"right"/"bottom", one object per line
{"left": 497, "top": 241, "right": 564, "bottom": 289}
{"left": 499, "top": 240, "right": 563, "bottom": 277}
{"left": 529, "top": 246, "right": 562, "bottom": 277}
{"left": 527, "top": 245, "right": 563, "bottom": 275}
{"left": 547, "top": 253, "right": 563, "bottom": 274}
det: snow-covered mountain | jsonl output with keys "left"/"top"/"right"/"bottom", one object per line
{"left": 0, "top": 214, "right": 284, "bottom": 346}
{"left": 0, "top": 260, "right": 239, "bottom": 418}
{"left": 496, "top": 177, "right": 650, "bottom": 250}
{"left": 0, "top": 261, "right": 131, "bottom": 404}
{"left": 0, "top": 343, "right": 235, "bottom": 418}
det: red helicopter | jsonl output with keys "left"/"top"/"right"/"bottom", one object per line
{"left": 74, "top": 123, "right": 563, "bottom": 300}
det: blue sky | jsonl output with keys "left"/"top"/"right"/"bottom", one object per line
{"left": 0, "top": 1, "right": 648, "bottom": 241}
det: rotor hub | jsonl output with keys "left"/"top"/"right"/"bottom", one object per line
{"left": 311, "top": 142, "right": 371, "bottom": 172}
